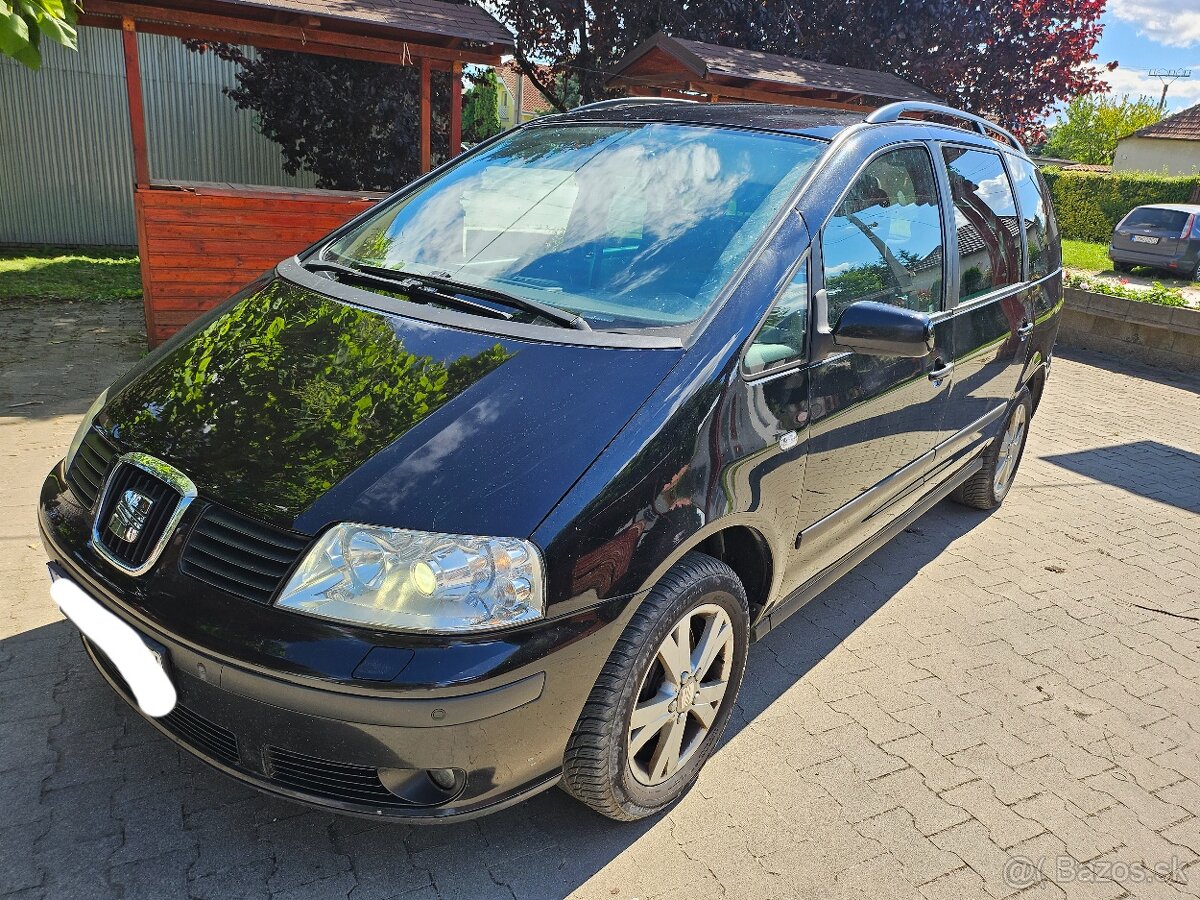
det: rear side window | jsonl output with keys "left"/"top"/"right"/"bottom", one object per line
{"left": 942, "top": 147, "right": 1021, "bottom": 303}
{"left": 744, "top": 258, "right": 808, "bottom": 376}
{"left": 821, "top": 146, "right": 944, "bottom": 324}
{"left": 1121, "top": 207, "right": 1190, "bottom": 232}
{"left": 1010, "top": 157, "right": 1051, "bottom": 279}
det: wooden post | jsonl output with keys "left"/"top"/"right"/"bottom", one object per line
{"left": 120, "top": 15, "right": 157, "bottom": 345}
{"left": 120, "top": 16, "right": 150, "bottom": 188}
{"left": 419, "top": 57, "right": 432, "bottom": 173}
{"left": 450, "top": 60, "right": 462, "bottom": 157}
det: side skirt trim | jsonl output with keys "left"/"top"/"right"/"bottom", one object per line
{"left": 753, "top": 454, "right": 984, "bottom": 641}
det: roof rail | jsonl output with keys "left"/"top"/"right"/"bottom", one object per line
{"left": 572, "top": 96, "right": 699, "bottom": 111}
{"left": 865, "top": 102, "right": 1025, "bottom": 154}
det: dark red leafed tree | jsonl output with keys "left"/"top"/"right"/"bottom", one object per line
{"left": 184, "top": 42, "right": 452, "bottom": 191}
{"left": 494, "top": 0, "right": 1113, "bottom": 140}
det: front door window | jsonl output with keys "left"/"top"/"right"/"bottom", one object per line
{"left": 821, "top": 146, "right": 945, "bottom": 323}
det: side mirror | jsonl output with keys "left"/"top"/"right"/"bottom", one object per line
{"left": 831, "top": 300, "right": 934, "bottom": 358}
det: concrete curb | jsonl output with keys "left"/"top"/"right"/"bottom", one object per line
{"left": 1058, "top": 287, "right": 1200, "bottom": 373}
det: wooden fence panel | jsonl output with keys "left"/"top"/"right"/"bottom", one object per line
{"left": 136, "top": 182, "right": 383, "bottom": 345}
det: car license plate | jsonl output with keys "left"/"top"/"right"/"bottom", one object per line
{"left": 48, "top": 568, "right": 177, "bottom": 717}
{"left": 1132, "top": 235, "right": 1160, "bottom": 244}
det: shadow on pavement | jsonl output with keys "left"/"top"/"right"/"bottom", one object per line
{"left": 723, "top": 500, "right": 993, "bottom": 744}
{"left": 1042, "top": 441, "right": 1200, "bottom": 515}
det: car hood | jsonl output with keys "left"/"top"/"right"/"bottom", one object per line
{"left": 98, "top": 277, "right": 681, "bottom": 537}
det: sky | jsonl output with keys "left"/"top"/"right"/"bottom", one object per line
{"left": 1096, "top": 0, "right": 1200, "bottom": 112}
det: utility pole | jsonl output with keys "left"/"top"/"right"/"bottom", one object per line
{"left": 1149, "top": 69, "right": 1192, "bottom": 112}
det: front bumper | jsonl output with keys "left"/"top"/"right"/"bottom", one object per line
{"left": 39, "top": 465, "right": 632, "bottom": 821}
{"left": 77, "top": 610, "right": 556, "bottom": 820}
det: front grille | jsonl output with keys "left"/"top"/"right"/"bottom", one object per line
{"left": 65, "top": 429, "right": 118, "bottom": 510}
{"left": 161, "top": 704, "right": 240, "bottom": 768}
{"left": 180, "top": 505, "right": 309, "bottom": 604}
{"left": 94, "top": 463, "right": 184, "bottom": 571}
{"left": 265, "top": 746, "right": 407, "bottom": 808}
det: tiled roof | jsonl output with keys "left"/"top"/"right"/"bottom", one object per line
{"left": 1129, "top": 103, "right": 1200, "bottom": 142}
{"left": 213, "top": 0, "right": 513, "bottom": 47}
{"left": 496, "top": 62, "right": 555, "bottom": 116}
{"left": 612, "top": 33, "right": 937, "bottom": 104}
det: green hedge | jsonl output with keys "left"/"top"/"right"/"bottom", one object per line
{"left": 1041, "top": 168, "right": 1200, "bottom": 243}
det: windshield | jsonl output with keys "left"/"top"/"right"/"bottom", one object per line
{"left": 1122, "top": 208, "right": 1189, "bottom": 232}
{"left": 322, "top": 123, "right": 824, "bottom": 329}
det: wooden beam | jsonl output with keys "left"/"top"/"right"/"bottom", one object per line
{"left": 120, "top": 17, "right": 150, "bottom": 188}
{"left": 420, "top": 57, "right": 432, "bottom": 174}
{"left": 81, "top": 1, "right": 505, "bottom": 66}
{"left": 450, "top": 61, "right": 462, "bottom": 157}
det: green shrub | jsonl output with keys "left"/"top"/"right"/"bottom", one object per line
{"left": 1041, "top": 168, "right": 1200, "bottom": 243}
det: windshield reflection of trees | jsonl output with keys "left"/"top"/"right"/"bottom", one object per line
{"left": 109, "top": 281, "right": 513, "bottom": 519}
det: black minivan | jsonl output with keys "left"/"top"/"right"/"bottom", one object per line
{"left": 40, "top": 99, "right": 1061, "bottom": 822}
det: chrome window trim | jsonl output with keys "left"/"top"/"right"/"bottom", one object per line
{"left": 90, "top": 452, "right": 198, "bottom": 577}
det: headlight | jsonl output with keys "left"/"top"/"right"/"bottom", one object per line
{"left": 276, "top": 523, "right": 545, "bottom": 633}
{"left": 64, "top": 389, "right": 108, "bottom": 471}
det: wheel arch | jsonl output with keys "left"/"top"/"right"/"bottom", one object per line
{"left": 1024, "top": 359, "right": 1048, "bottom": 415}
{"left": 634, "top": 517, "right": 779, "bottom": 632}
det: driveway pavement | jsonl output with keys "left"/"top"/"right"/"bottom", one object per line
{"left": 2, "top": 299, "right": 1199, "bottom": 900}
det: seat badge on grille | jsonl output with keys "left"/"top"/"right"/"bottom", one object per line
{"left": 90, "top": 452, "right": 198, "bottom": 577}
{"left": 109, "top": 489, "right": 154, "bottom": 543}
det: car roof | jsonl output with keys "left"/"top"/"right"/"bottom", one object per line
{"left": 557, "top": 100, "right": 864, "bottom": 139}
{"left": 1132, "top": 203, "right": 1200, "bottom": 213}
{"left": 550, "top": 99, "right": 1025, "bottom": 154}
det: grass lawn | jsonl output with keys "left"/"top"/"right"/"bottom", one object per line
{"left": 0, "top": 245, "right": 141, "bottom": 303}
{"left": 1061, "top": 239, "right": 1113, "bottom": 273}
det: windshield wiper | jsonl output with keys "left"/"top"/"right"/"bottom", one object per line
{"left": 310, "top": 258, "right": 590, "bottom": 331}
{"left": 302, "top": 260, "right": 514, "bottom": 322}
{"left": 411, "top": 270, "right": 591, "bottom": 331}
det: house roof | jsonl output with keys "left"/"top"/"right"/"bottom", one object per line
{"left": 81, "top": 0, "right": 513, "bottom": 61}
{"left": 1128, "top": 103, "right": 1200, "bottom": 142}
{"left": 610, "top": 33, "right": 938, "bottom": 107}
{"left": 496, "top": 62, "right": 555, "bottom": 117}
{"left": 215, "top": 0, "right": 513, "bottom": 46}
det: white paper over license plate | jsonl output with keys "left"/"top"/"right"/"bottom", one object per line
{"left": 49, "top": 574, "right": 177, "bottom": 716}
{"left": 1132, "top": 235, "right": 1160, "bottom": 244}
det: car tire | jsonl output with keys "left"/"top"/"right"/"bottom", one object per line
{"left": 561, "top": 551, "right": 749, "bottom": 821}
{"left": 1113, "top": 261, "right": 1134, "bottom": 273}
{"left": 1192, "top": 259, "right": 1200, "bottom": 282}
{"left": 951, "top": 386, "right": 1033, "bottom": 510}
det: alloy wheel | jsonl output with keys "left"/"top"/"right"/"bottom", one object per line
{"left": 993, "top": 403, "right": 1028, "bottom": 497}
{"left": 627, "top": 603, "right": 735, "bottom": 786}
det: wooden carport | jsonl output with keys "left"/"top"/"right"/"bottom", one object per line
{"left": 79, "top": 0, "right": 513, "bottom": 344}
{"left": 609, "top": 32, "right": 936, "bottom": 111}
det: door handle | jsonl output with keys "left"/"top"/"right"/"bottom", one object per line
{"left": 1017, "top": 321, "right": 1035, "bottom": 340}
{"left": 927, "top": 359, "right": 954, "bottom": 383}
